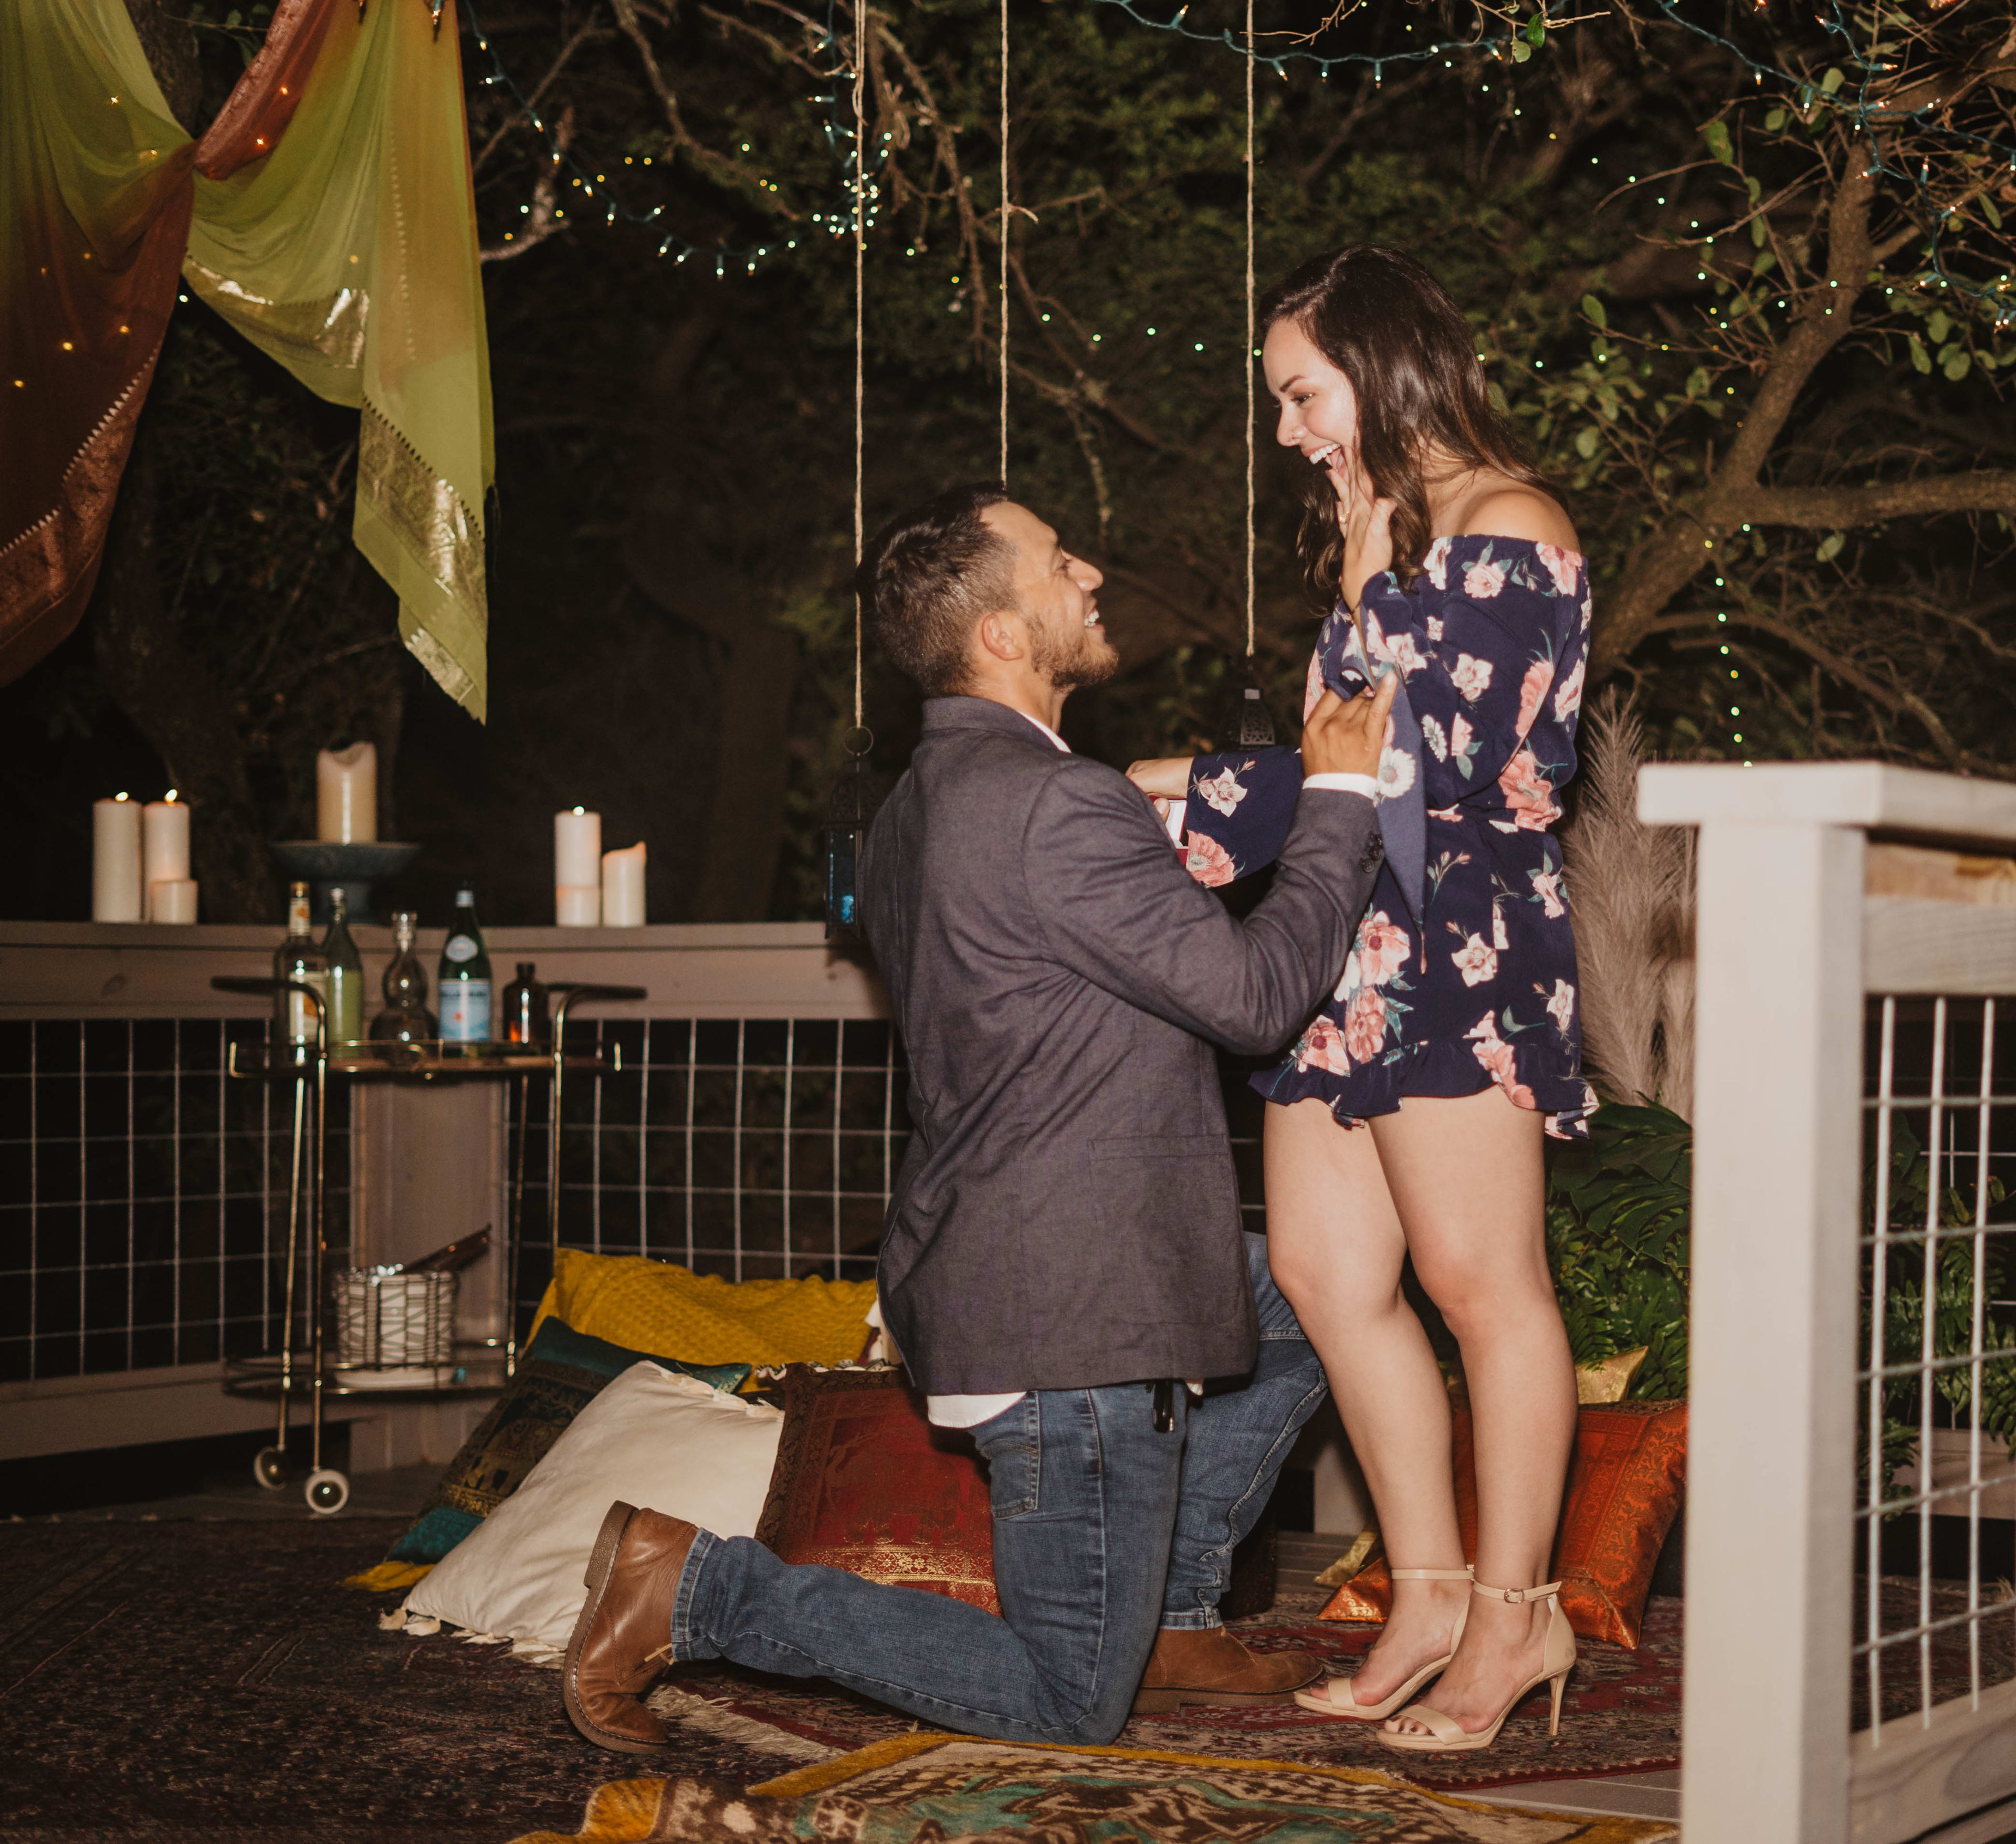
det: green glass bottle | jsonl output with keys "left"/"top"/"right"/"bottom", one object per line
{"left": 438, "top": 884, "right": 492, "bottom": 1047}
{"left": 273, "top": 881, "right": 330, "bottom": 1063}
{"left": 321, "top": 887, "right": 364, "bottom": 1047}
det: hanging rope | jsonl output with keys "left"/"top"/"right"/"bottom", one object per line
{"left": 1243, "top": 0, "right": 1255, "bottom": 660}
{"left": 852, "top": 0, "right": 867, "bottom": 729}
{"left": 999, "top": 0, "right": 1011, "bottom": 486}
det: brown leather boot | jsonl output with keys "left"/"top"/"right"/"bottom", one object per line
{"left": 562, "top": 1501, "right": 699, "bottom": 1754}
{"left": 1130, "top": 1625, "right": 1325, "bottom": 1714}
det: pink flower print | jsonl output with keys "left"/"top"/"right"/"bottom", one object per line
{"left": 1452, "top": 932, "right": 1499, "bottom": 987}
{"left": 1464, "top": 559, "right": 1509, "bottom": 600}
{"left": 1377, "top": 747, "right": 1416, "bottom": 801}
{"left": 1344, "top": 988, "right": 1388, "bottom": 1064}
{"left": 1428, "top": 804, "right": 1462, "bottom": 822}
{"left": 1421, "top": 715, "right": 1449, "bottom": 762}
{"left": 1451, "top": 655, "right": 1494, "bottom": 703}
{"left": 1579, "top": 592, "right": 1593, "bottom": 633}
{"left": 1498, "top": 747, "right": 1562, "bottom": 830}
{"left": 1515, "top": 658, "right": 1555, "bottom": 740}
{"left": 1383, "top": 631, "right": 1427, "bottom": 678}
{"left": 1530, "top": 865, "right": 1566, "bottom": 918}
{"left": 1425, "top": 615, "right": 1445, "bottom": 643}
{"left": 1296, "top": 1015, "right": 1352, "bottom": 1076}
{"left": 1196, "top": 767, "right": 1250, "bottom": 818}
{"left": 1183, "top": 831, "right": 1235, "bottom": 887}
{"left": 1546, "top": 978, "right": 1577, "bottom": 1034}
{"left": 1553, "top": 654, "right": 1585, "bottom": 722}
{"left": 1492, "top": 905, "right": 1509, "bottom": 951}
{"left": 1425, "top": 539, "right": 1452, "bottom": 591}
{"left": 1450, "top": 713, "right": 1475, "bottom": 763}
{"left": 1535, "top": 543, "right": 1581, "bottom": 598}
{"left": 1466, "top": 1013, "right": 1537, "bottom": 1109}
{"left": 1357, "top": 911, "right": 1412, "bottom": 988}
{"left": 1303, "top": 647, "right": 1325, "bottom": 720}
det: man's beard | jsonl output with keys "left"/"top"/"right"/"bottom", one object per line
{"left": 1031, "top": 617, "right": 1118, "bottom": 693}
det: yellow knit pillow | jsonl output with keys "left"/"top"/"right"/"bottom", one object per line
{"left": 525, "top": 1250, "right": 877, "bottom": 1369}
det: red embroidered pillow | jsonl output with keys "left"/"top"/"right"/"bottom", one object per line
{"left": 1319, "top": 1400, "right": 1686, "bottom": 1647}
{"left": 754, "top": 1366, "right": 999, "bottom": 1615}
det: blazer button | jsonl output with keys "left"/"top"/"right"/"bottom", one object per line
{"left": 1359, "top": 835, "right": 1386, "bottom": 874}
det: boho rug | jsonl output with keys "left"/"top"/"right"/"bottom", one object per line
{"left": 507, "top": 1735, "right": 1677, "bottom": 1844}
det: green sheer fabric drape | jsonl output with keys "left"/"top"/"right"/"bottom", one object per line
{"left": 0, "top": 0, "right": 492, "bottom": 719}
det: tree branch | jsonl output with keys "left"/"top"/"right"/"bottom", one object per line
{"left": 1744, "top": 472, "right": 2016, "bottom": 529}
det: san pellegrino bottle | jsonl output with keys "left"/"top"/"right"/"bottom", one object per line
{"left": 369, "top": 910, "right": 436, "bottom": 1043}
{"left": 321, "top": 888, "right": 364, "bottom": 1047}
{"left": 274, "top": 882, "right": 330, "bottom": 1061}
{"left": 439, "top": 884, "right": 492, "bottom": 1046}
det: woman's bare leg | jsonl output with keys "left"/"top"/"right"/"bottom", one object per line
{"left": 1265, "top": 1098, "right": 1469, "bottom": 1705}
{"left": 1368, "top": 1088, "right": 1577, "bottom": 1734}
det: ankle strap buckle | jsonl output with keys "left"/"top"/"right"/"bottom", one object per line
{"left": 1472, "top": 1579, "right": 1561, "bottom": 1606}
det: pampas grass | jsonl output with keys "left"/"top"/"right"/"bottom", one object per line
{"left": 1561, "top": 690, "right": 1697, "bottom": 1117}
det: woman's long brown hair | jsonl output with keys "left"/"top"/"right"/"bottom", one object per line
{"left": 1261, "top": 244, "right": 1564, "bottom": 601}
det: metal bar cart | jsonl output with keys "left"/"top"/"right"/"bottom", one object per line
{"left": 210, "top": 976, "right": 646, "bottom": 1514}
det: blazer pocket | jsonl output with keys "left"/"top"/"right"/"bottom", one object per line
{"left": 1089, "top": 1135, "right": 1221, "bottom": 1162}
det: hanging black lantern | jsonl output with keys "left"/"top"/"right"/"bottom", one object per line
{"left": 1219, "top": 662, "right": 1277, "bottom": 750}
{"left": 825, "top": 729, "right": 884, "bottom": 943}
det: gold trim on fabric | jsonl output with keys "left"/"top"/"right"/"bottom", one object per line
{"left": 183, "top": 257, "right": 368, "bottom": 376}
{"left": 402, "top": 619, "right": 476, "bottom": 707}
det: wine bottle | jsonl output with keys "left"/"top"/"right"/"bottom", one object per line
{"left": 438, "top": 884, "right": 492, "bottom": 1047}
{"left": 273, "top": 882, "right": 330, "bottom": 1062}
{"left": 370, "top": 910, "right": 437, "bottom": 1044}
{"left": 502, "top": 962, "right": 549, "bottom": 1045}
{"left": 321, "top": 888, "right": 364, "bottom": 1047}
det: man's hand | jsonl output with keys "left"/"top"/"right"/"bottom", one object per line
{"left": 1301, "top": 676, "right": 1397, "bottom": 782}
{"left": 1126, "top": 756, "right": 1193, "bottom": 801}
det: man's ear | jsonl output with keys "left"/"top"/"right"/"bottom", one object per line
{"left": 975, "top": 609, "right": 1025, "bottom": 665}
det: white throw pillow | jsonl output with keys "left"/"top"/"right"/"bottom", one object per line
{"left": 403, "top": 1363, "right": 783, "bottom": 1655}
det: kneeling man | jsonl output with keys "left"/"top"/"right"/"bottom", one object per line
{"left": 562, "top": 486, "right": 1394, "bottom": 1751}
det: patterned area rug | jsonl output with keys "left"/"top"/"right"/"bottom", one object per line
{"left": 508, "top": 1736, "right": 1676, "bottom": 1843}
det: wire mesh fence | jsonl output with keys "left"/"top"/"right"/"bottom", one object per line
{"left": 1858, "top": 994, "right": 2016, "bottom": 1743}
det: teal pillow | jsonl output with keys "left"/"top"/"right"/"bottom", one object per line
{"left": 383, "top": 1319, "right": 750, "bottom": 1565}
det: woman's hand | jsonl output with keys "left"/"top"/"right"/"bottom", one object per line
{"left": 1327, "top": 452, "right": 1396, "bottom": 615}
{"left": 1126, "top": 756, "right": 1193, "bottom": 801}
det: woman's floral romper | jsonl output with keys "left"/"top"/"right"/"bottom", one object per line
{"left": 1181, "top": 535, "right": 1598, "bottom": 1137}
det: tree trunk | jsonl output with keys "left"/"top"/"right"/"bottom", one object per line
{"left": 690, "top": 627, "right": 799, "bottom": 921}
{"left": 92, "top": 431, "right": 278, "bottom": 922}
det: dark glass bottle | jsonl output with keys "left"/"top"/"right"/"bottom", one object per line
{"left": 501, "top": 962, "right": 549, "bottom": 1045}
{"left": 438, "top": 884, "right": 493, "bottom": 1047}
{"left": 273, "top": 881, "right": 330, "bottom": 1062}
{"left": 370, "top": 910, "right": 437, "bottom": 1044}
{"left": 321, "top": 888, "right": 364, "bottom": 1047}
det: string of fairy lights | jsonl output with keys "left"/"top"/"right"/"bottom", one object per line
{"left": 459, "top": 0, "right": 2014, "bottom": 331}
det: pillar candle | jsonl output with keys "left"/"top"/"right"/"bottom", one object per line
{"left": 92, "top": 794, "right": 144, "bottom": 921}
{"left": 150, "top": 879, "right": 199, "bottom": 924}
{"left": 555, "top": 884, "right": 602, "bottom": 927}
{"left": 601, "top": 844, "right": 647, "bottom": 927}
{"left": 316, "top": 742, "right": 377, "bottom": 843}
{"left": 142, "top": 792, "right": 190, "bottom": 915}
{"left": 554, "top": 808, "right": 602, "bottom": 888}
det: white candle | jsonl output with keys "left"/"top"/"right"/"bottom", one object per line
{"left": 150, "top": 879, "right": 199, "bottom": 924}
{"left": 316, "top": 742, "right": 377, "bottom": 843}
{"left": 601, "top": 844, "right": 646, "bottom": 927}
{"left": 555, "top": 884, "right": 602, "bottom": 927}
{"left": 554, "top": 808, "right": 601, "bottom": 888}
{"left": 92, "top": 794, "right": 144, "bottom": 921}
{"left": 142, "top": 792, "right": 190, "bottom": 913}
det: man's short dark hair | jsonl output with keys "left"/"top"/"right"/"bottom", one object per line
{"left": 858, "top": 485, "right": 1017, "bottom": 697}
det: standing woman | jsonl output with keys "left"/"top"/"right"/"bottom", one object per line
{"left": 1129, "top": 245, "right": 1596, "bottom": 1754}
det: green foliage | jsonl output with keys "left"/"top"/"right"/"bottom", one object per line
{"left": 1546, "top": 1102, "right": 1692, "bottom": 1401}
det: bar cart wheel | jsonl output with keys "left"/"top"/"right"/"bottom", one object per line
{"left": 253, "top": 1445, "right": 288, "bottom": 1491}
{"left": 306, "top": 1469, "right": 350, "bottom": 1515}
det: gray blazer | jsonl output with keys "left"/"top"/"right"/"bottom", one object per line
{"left": 860, "top": 696, "right": 1385, "bottom": 1394}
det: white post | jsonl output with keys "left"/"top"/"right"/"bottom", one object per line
{"left": 1643, "top": 771, "right": 1866, "bottom": 1842}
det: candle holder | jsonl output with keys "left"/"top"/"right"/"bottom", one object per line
{"left": 271, "top": 841, "right": 422, "bottom": 924}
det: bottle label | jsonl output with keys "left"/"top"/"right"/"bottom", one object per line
{"left": 442, "top": 980, "right": 491, "bottom": 1041}
{"left": 444, "top": 934, "right": 478, "bottom": 963}
{"left": 286, "top": 970, "right": 331, "bottom": 1045}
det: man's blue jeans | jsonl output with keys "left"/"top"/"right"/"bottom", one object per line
{"left": 668, "top": 1233, "right": 1329, "bottom": 1745}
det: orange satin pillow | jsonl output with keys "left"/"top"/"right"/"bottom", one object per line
{"left": 754, "top": 1366, "right": 1000, "bottom": 1615}
{"left": 1319, "top": 1399, "right": 1686, "bottom": 1647}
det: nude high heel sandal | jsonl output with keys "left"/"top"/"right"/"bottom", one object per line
{"left": 1374, "top": 1576, "right": 1577, "bottom": 1754}
{"left": 1292, "top": 1568, "right": 1473, "bottom": 1722}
